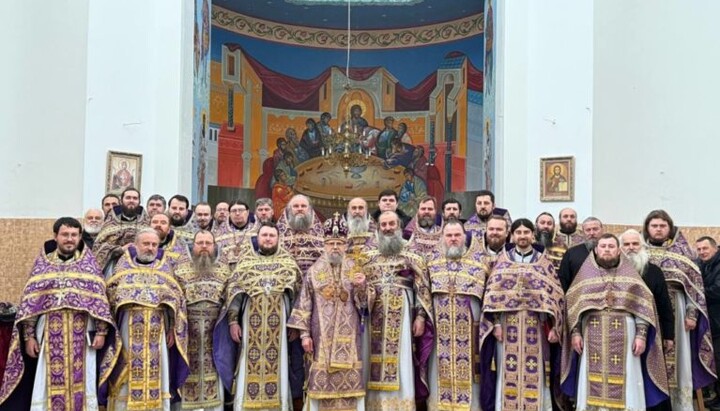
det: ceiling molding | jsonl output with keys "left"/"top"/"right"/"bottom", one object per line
{"left": 212, "top": 6, "right": 483, "bottom": 50}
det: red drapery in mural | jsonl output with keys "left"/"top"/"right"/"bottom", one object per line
{"left": 225, "top": 44, "right": 482, "bottom": 112}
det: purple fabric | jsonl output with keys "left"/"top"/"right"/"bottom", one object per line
{"left": 168, "top": 343, "right": 190, "bottom": 402}
{"left": 413, "top": 319, "right": 434, "bottom": 400}
{"left": 479, "top": 335, "right": 497, "bottom": 411}
{"left": 562, "top": 325, "right": 669, "bottom": 407}
{"left": 642, "top": 327, "right": 669, "bottom": 407}
{"left": 693, "top": 317, "right": 716, "bottom": 389}
{"left": 212, "top": 312, "right": 238, "bottom": 391}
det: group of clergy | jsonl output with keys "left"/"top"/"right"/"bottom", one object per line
{"left": 0, "top": 187, "right": 716, "bottom": 411}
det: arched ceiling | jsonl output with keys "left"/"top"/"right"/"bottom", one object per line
{"left": 213, "top": 0, "right": 483, "bottom": 30}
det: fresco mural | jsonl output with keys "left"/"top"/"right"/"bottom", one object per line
{"left": 483, "top": 0, "right": 496, "bottom": 191}
{"left": 192, "top": 0, "right": 211, "bottom": 201}
{"left": 206, "top": 1, "right": 492, "bottom": 217}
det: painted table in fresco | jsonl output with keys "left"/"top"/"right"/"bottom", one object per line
{"left": 294, "top": 156, "right": 405, "bottom": 215}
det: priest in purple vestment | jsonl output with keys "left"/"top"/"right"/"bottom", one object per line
{"left": 0, "top": 217, "right": 121, "bottom": 410}
{"left": 643, "top": 209, "right": 716, "bottom": 408}
{"left": 561, "top": 233, "right": 670, "bottom": 409}
{"left": 106, "top": 228, "right": 190, "bottom": 410}
{"left": 479, "top": 218, "right": 564, "bottom": 411}
{"left": 287, "top": 213, "right": 368, "bottom": 410}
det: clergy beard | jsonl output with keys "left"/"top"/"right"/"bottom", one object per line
{"left": 136, "top": 251, "right": 156, "bottom": 264}
{"left": 378, "top": 230, "right": 405, "bottom": 257}
{"left": 170, "top": 214, "right": 185, "bottom": 227}
{"left": 476, "top": 212, "right": 490, "bottom": 222}
{"left": 560, "top": 221, "right": 577, "bottom": 234}
{"left": 348, "top": 215, "right": 369, "bottom": 236}
{"left": 84, "top": 224, "right": 102, "bottom": 235}
{"left": 121, "top": 204, "right": 138, "bottom": 218}
{"left": 536, "top": 231, "right": 553, "bottom": 248}
{"left": 288, "top": 213, "right": 311, "bottom": 232}
{"left": 584, "top": 238, "right": 598, "bottom": 251}
{"left": 445, "top": 245, "right": 466, "bottom": 260}
{"left": 418, "top": 216, "right": 435, "bottom": 229}
{"left": 625, "top": 249, "right": 649, "bottom": 275}
{"left": 486, "top": 236, "right": 505, "bottom": 252}
{"left": 596, "top": 255, "right": 620, "bottom": 269}
{"left": 259, "top": 244, "right": 279, "bottom": 256}
{"left": 648, "top": 237, "right": 667, "bottom": 247}
{"left": 192, "top": 254, "right": 214, "bottom": 272}
{"left": 328, "top": 251, "right": 343, "bottom": 266}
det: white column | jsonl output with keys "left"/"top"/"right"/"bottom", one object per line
{"left": 495, "top": 0, "right": 594, "bottom": 220}
{"left": 0, "top": 0, "right": 90, "bottom": 218}
{"left": 83, "top": 0, "right": 194, "bottom": 208}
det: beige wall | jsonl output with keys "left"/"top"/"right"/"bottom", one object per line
{"left": 0, "top": 219, "right": 55, "bottom": 305}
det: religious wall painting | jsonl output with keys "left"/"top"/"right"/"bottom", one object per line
{"left": 540, "top": 156, "right": 574, "bottom": 202}
{"left": 106, "top": 151, "right": 142, "bottom": 194}
{"left": 209, "top": 10, "right": 487, "bottom": 216}
{"left": 192, "top": 0, "right": 211, "bottom": 202}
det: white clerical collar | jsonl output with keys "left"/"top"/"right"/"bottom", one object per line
{"left": 512, "top": 247, "right": 535, "bottom": 263}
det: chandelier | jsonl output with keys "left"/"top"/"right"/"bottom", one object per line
{"left": 320, "top": 0, "right": 371, "bottom": 179}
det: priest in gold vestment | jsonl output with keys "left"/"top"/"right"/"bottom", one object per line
{"left": 213, "top": 222, "right": 302, "bottom": 411}
{"left": 288, "top": 214, "right": 368, "bottom": 410}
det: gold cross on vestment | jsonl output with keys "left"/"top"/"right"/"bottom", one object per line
{"left": 507, "top": 329, "right": 518, "bottom": 340}
{"left": 527, "top": 358, "right": 538, "bottom": 370}
{"left": 505, "top": 357, "right": 517, "bottom": 368}
{"left": 612, "top": 318, "right": 622, "bottom": 329}
{"left": 590, "top": 318, "right": 600, "bottom": 328}
{"left": 611, "top": 355, "right": 621, "bottom": 365}
{"left": 508, "top": 315, "right": 519, "bottom": 325}
{"left": 526, "top": 316, "right": 538, "bottom": 326}
{"left": 333, "top": 211, "right": 341, "bottom": 220}
{"left": 591, "top": 352, "right": 600, "bottom": 364}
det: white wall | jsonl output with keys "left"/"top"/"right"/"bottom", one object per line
{"left": 0, "top": 0, "right": 90, "bottom": 218}
{"left": 593, "top": 0, "right": 720, "bottom": 226}
{"left": 83, "top": 0, "right": 194, "bottom": 209}
{"left": 496, "top": 0, "right": 594, "bottom": 221}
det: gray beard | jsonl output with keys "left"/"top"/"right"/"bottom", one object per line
{"left": 626, "top": 250, "right": 649, "bottom": 275}
{"left": 585, "top": 238, "right": 598, "bottom": 251}
{"left": 288, "top": 213, "right": 312, "bottom": 232}
{"left": 536, "top": 231, "right": 553, "bottom": 248}
{"left": 328, "top": 252, "right": 343, "bottom": 266}
{"left": 445, "top": 245, "right": 466, "bottom": 259}
{"left": 418, "top": 216, "right": 435, "bottom": 229}
{"left": 192, "top": 254, "right": 214, "bottom": 272}
{"left": 84, "top": 225, "right": 102, "bottom": 235}
{"left": 378, "top": 230, "right": 405, "bottom": 257}
{"left": 348, "top": 215, "right": 370, "bottom": 235}
{"left": 136, "top": 251, "right": 156, "bottom": 264}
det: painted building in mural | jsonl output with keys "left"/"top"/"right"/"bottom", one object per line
{"left": 206, "top": 0, "right": 491, "bottom": 216}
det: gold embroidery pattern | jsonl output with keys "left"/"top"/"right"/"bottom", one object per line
{"left": 127, "top": 307, "right": 165, "bottom": 410}
{"left": 585, "top": 311, "right": 627, "bottom": 409}
{"left": 500, "top": 311, "right": 544, "bottom": 411}
{"left": 243, "top": 292, "right": 284, "bottom": 409}
{"left": 45, "top": 310, "right": 88, "bottom": 411}
{"left": 181, "top": 301, "right": 222, "bottom": 408}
